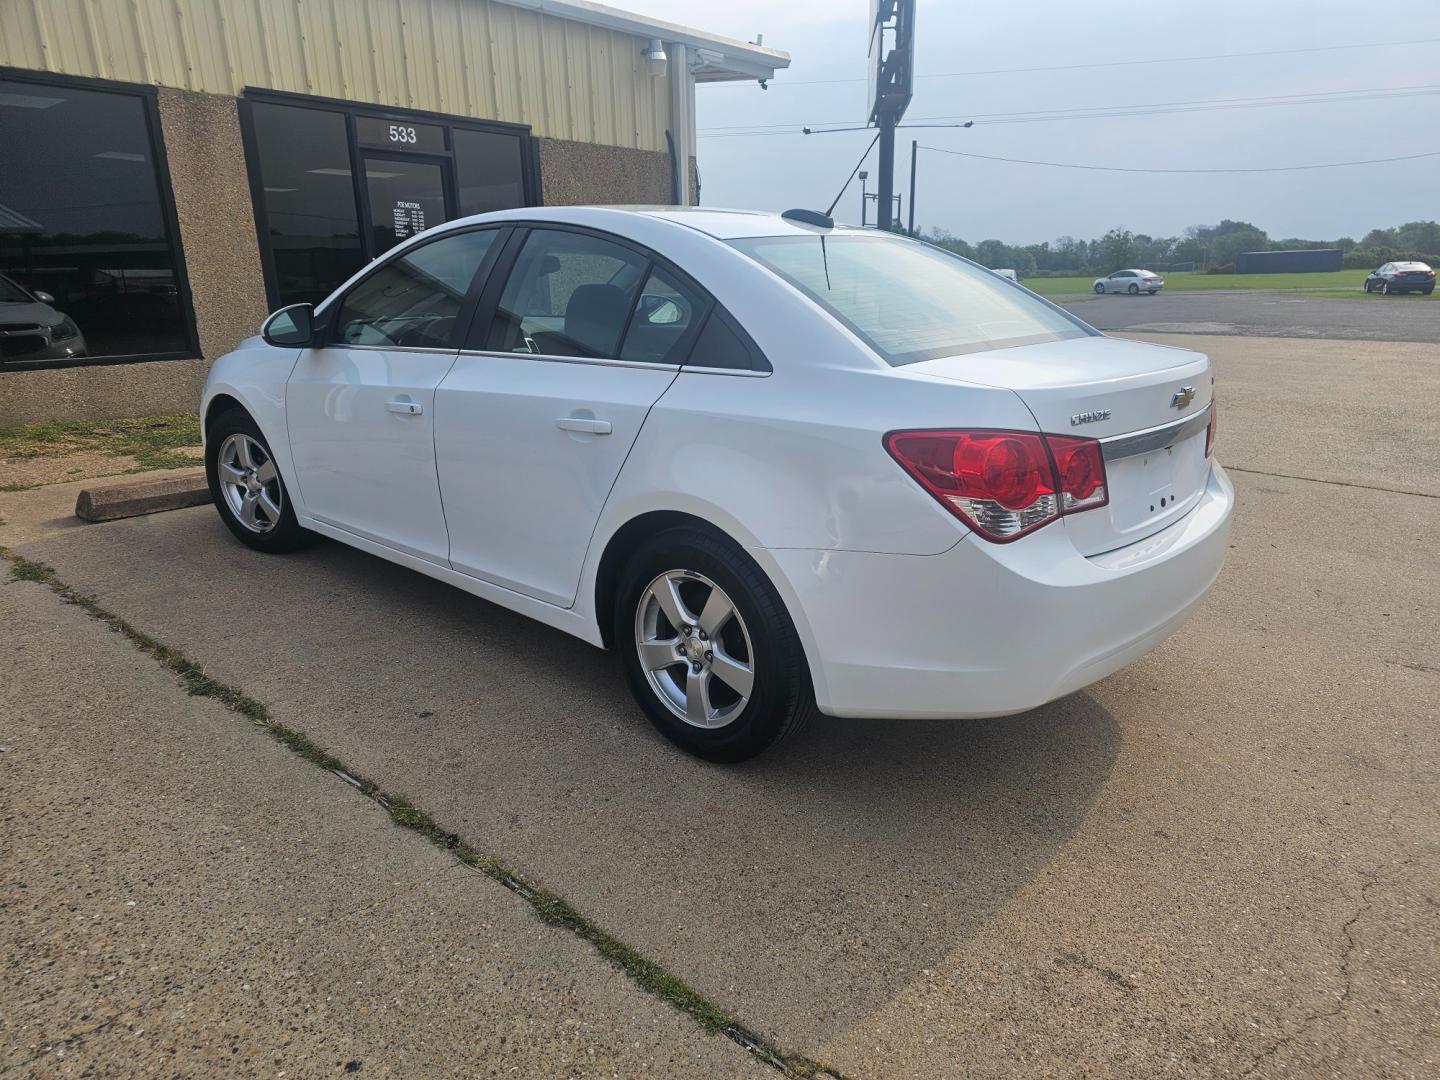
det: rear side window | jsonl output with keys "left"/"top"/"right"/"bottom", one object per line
{"left": 335, "top": 229, "right": 496, "bottom": 348}
{"left": 686, "top": 310, "right": 763, "bottom": 371}
{"left": 730, "top": 234, "right": 1091, "bottom": 366}
{"left": 485, "top": 229, "right": 647, "bottom": 358}
{"left": 619, "top": 266, "right": 703, "bottom": 365}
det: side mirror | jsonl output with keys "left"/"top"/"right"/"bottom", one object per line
{"left": 261, "top": 303, "right": 315, "bottom": 347}
{"left": 32, "top": 290, "right": 55, "bottom": 305}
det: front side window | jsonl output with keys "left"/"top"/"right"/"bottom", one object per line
{"left": 731, "top": 234, "right": 1092, "bottom": 366}
{"left": 334, "top": 229, "right": 496, "bottom": 348}
{"left": 0, "top": 76, "right": 192, "bottom": 366}
{"left": 485, "top": 230, "right": 647, "bottom": 357}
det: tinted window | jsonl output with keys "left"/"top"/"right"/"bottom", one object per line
{"left": 335, "top": 229, "right": 495, "bottom": 348}
{"left": 364, "top": 157, "right": 446, "bottom": 255}
{"left": 485, "top": 230, "right": 647, "bottom": 357}
{"left": 454, "top": 129, "right": 527, "bottom": 216}
{"left": 0, "top": 77, "right": 192, "bottom": 365}
{"left": 686, "top": 311, "right": 760, "bottom": 371}
{"left": 248, "top": 102, "right": 365, "bottom": 308}
{"left": 619, "top": 267, "right": 703, "bottom": 365}
{"left": 731, "top": 234, "right": 1090, "bottom": 366}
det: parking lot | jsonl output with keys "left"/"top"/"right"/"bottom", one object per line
{"left": 1061, "top": 290, "right": 1439, "bottom": 343}
{"left": 3, "top": 331, "right": 1437, "bottom": 1077}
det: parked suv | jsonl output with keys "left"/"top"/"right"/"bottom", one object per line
{"left": 1363, "top": 262, "right": 1435, "bottom": 295}
{"left": 1093, "top": 269, "right": 1164, "bottom": 295}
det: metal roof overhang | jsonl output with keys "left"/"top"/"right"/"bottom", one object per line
{"left": 494, "top": 0, "right": 790, "bottom": 82}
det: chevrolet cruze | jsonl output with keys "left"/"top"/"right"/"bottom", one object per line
{"left": 202, "top": 207, "right": 1231, "bottom": 761}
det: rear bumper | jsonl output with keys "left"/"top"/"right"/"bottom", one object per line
{"left": 764, "top": 462, "right": 1233, "bottom": 719}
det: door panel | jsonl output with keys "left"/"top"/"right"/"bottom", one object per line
{"left": 287, "top": 346, "right": 456, "bottom": 562}
{"left": 285, "top": 228, "right": 501, "bottom": 563}
{"left": 435, "top": 354, "right": 676, "bottom": 605}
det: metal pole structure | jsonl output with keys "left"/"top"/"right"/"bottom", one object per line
{"left": 908, "top": 139, "right": 917, "bottom": 235}
{"left": 859, "top": 172, "right": 868, "bottom": 227}
{"left": 876, "top": 117, "right": 896, "bottom": 231}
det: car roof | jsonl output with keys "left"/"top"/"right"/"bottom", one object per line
{"left": 434, "top": 205, "right": 871, "bottom": 241}
{"left": 1393, "top": 261, "right": 1430, "bottom": 269}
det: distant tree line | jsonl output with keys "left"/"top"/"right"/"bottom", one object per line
{"left": 924, "top": 219, "right": 1440, "bottom": 275}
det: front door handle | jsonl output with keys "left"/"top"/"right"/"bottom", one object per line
{"left": 386, "top": 399, "right": 423, "bottom": 415}
{"left": 555, "top": 416, "right": 612, "bottom": 435}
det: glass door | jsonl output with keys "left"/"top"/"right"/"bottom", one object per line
{"left": 361, "top": 154, "right": 451, "bottom": 257}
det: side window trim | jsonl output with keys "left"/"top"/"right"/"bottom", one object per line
{"left": 319, "top": 224, "right": 510, "bottom": 351}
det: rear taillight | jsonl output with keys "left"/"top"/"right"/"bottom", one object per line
{"left": 1205, "top": 398, "right": 1217, "bottom": 458}
{"left": 885, "top": 429, "right": 1108, "bottom": 543}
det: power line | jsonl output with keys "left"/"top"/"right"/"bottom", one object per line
{"left": 697, "top": 84, "right": 1440, "bottom": 137}
{"left": 913, "top": 145, "right": 1440, "bottom": 174}
{"left": 699, "top": 83, "right": 1440, "bottom": 133}
{"left": 706, "top": 36, "right": 1440, "bottom": 88}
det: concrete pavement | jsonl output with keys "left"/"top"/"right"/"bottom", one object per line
{"left": 1, "top": 332, "right": 1436, "bottom": 1077}
{"left": 0, "top": 579, "right": 771, "bottom": 1078}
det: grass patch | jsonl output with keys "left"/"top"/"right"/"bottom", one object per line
{"left": 0, "top": 413, "right": 201, "bottom": 464}
{"left": 1025, "top": 269, "right": 1373, "bottom": 297}
{"left": 0, "top": 548, "right": 842, "bottom": 1079}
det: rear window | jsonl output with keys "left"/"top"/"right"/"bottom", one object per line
{"left": 729, "top": 234, "right": 1093, "bottom": 365}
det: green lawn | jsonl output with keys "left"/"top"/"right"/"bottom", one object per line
{"left": 1025, "top": 269, "right": 1383, "bottom": 297}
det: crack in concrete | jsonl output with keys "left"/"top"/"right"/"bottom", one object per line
{"left": 1226, "top": 465, "right": 1438, "bottom": 500}
{"left": 1238, "top": 869, "right": 1391, "bottom": 1078}
{"left": 1053, "top": 951, "right": 1138, "bottom": 994}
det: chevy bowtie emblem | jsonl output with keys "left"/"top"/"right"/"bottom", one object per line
{"left": 1170, "top": 385, "right": 1197, "bottom": 409}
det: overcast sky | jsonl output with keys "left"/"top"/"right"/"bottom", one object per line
{"left": 625, "top": 0, "right": 1440, "bottom": 244}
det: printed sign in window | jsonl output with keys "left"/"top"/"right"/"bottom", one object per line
{"left": 393, "top": 200, "right": 426, "bottom": 239}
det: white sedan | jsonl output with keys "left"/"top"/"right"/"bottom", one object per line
{"left": 1094, "top": 269, "right": 1165, "bottom": 294}
{"left": 202, "top": 207, "right": 1230, "bottom": 761}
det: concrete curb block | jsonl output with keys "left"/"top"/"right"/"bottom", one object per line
{"left": 76, "top": 469, "right": 210, "bottom": 523}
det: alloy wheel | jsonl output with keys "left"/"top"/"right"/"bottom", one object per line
{"left": 634, "top": 569, "right": 755, "bottom": 729}
{"left": 217, "top": 433, "right": 283, "bottom": 534}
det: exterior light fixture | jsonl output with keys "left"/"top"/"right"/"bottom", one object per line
{"left": 642, "top": 38, "right": 668, "bottom": 77}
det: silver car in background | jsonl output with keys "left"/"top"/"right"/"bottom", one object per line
{"left": 1093, "top": 269, "right": 1164, "bottom": 295}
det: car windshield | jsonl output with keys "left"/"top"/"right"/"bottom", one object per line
{"left": 730, "top": 233, "right": 1093, "bottom": 366}
{"left": 0, "top": 276, "right": 32, "bottom": 303}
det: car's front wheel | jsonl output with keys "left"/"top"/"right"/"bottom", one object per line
{"left": 615, "top": 527, "right": 811, "bottom": 762}
{"left": 1363, "top": 280, "right": 1373, "bottom": 293}
{"left": 205, "top": 408, "right": 310, "bottom": 553}
{"left": 1093, "top": 282, "right": 1105, "bottom": 294}
{"left": 1127, "top": 283, "right": 1139, "bottom": 295}
{"left": 1381, "top": 281, "right": 1392, "bottom": 295}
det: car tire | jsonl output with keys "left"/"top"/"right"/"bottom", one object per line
{"left": 1381, "top": 281, "right": 1392, "bottom": 295}
{"left": 1127, "top": 283, "right": 1139, "bottom": 295}
{"left": 1424, "top": 287, "right": 1435, "bottom": 295}
{"left": 205, "top": 407, "right": 311, "bottom": 553}
{"left": 1363, "top": 280, "right": 1372, "bottom": 293}
{"left": 1093, "top": 283, "right": 1105, "bottom": 294}
{"left": 615, "top": 526, "right": 812, "bottom": 762}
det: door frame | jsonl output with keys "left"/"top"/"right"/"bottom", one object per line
{"left": 356, "top": 149, "right": 457, "bottom": 259}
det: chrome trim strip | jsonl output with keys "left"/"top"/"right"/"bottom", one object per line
{"left": 1100, "top": 405, "right": 1211, "bottom": 462}
{"left": 455, "top": 349, "right": 681, "bottom": 373}
{"left": 332, "top": 344, "right": 458, "bottom": 355}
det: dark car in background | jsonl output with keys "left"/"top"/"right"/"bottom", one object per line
{"left": 0, "top": 273, "right": 87, "bottom": 363}
{"left": 1363, "top": 261, "right": 1435, "bottom": 295}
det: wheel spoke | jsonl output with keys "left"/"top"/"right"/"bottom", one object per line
{"left": 638, "top": 637, "right": 681, "bottom": 672}
{"left": 219, "top": 462, "right": 246, "bottom": 485}
{"left": 685, "top": 667, "right": 712, "bottom": 726}
{"left": 652, "top": 575, "right": 693, "bottom": 632}
{"left": 254, "top": 458, "right": 277, "bottom": 484}
{"left": 697, "top": 587, "right": 733, "bottom": 639}
{"left": 257, "top": 489, "right": 282, "bottom": 523}
{"left": 234, "top": 436, "right": 255, "bottom": 470}
{"left": 239, "top": 492, "right": 260, "bottom": 527}
{"left": 709, "top": 647, "right": 753, "bottom": 699}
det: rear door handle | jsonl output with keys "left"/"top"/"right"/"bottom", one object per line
{"left": 555, "top": 416, "right": 612, "bottom": 435}
{"left": 386, "top": 399, "right": 423, "bottom": 415}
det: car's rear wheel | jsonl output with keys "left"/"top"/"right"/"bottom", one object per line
{"left": 1425, "top": 287, "right": 1435, "bottom": 295}
{"left": 1093, "top": 282, "right": 1105, "bottom": 294}
{"left": 615, "top": 527, "right": 811, "bottom": 762}
{"left": 205, "top": 408, "right": 310, "bottom": 553}
{"left": 1127, "top": 283, "right": 1139, "bottom": 295}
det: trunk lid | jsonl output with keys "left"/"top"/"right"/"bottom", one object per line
{"left": 909, "top": 335, "right": 1213, "bottom": 556}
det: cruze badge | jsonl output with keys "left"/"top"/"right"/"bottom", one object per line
{"left": 1070, "top": 409, "right": 1111, "bottom": 426}
{"left": 1170, "top": 385, "right": 1197, "bottom": 409}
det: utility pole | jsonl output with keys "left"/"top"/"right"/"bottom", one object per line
{"left": 867, "top": 0, "right": 914, "bottom": 232}
{"left": 907, "top": 139, "right": 917, "bottom": 235}
{"left": 877, "top": 122, "right": 896, "bottom": 231}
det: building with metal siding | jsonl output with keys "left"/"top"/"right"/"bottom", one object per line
{"left": 0, "top": 0, "right": 787, "bottom": 423}
{"left": 1234, "top": 249, "right": 1343, "bottom": 274}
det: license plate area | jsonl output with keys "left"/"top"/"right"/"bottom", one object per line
{"left": 1105, "top": 433, "right": 1207, "bottom": 533}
